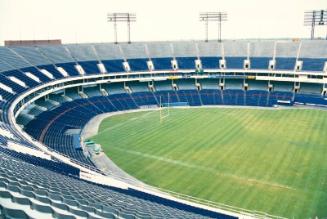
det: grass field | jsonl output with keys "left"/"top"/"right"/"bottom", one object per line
{"left": 90, "top": 107, "right": 327, "bottom": 218}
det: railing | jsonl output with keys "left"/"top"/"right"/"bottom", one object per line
{"left": 158, "top": 188, "right": 287, "bottom": 219}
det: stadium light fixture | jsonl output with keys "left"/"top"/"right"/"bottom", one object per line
{"left": 200, "top": 12, "right": 228, "bottom": 42}
{"left": 304, "top": 10, "right": 327, "bottom": 40}
{"left": 107, "top": 13, "right": 136, "bottom": 44}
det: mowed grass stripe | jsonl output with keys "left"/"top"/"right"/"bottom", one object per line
{"left": 125, "top": 110, "right": 195, "bottom": 154}
{"left": 224, "top": 110, "right": 294, "bottom": 210}
{"left": 135, "top": 110, "right": 202, "bottom": 160}
{"left": 173, "top": 109, "right": 249, "bottom": 196}
{"left": 229, "top": 110, "right": 282, "bottom": 209}
{"left": 101, "top": 111, "right": 204, "bottom": 178}
{"left": 208, "top": 110, "right": 269, "bottom": 205}
{"left": 251, "top": 111, "right": 303, "bottom": 216}
{"left": 301, "top": 111, "right": 327, "bottom": 217}
{"left": 138, "top": 110, "right": 215, "bottom": 186}
{"left": 90, "top": 108, "right": 327, "bottom": 218}
{"left": 110, "top": 109, "right": 288, "bottom": 205}
{"left": 149, "top": 109, "right": 229, "bottom": 190}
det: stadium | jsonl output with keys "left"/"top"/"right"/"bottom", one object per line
{"left": 1, "top": 1, "right": 327, "bottom": 218}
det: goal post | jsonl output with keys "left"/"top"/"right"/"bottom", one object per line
{"left": 159, "top": 93, "right": 170, "bottom": 122}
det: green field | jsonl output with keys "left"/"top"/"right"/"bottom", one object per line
{"left": 90, "top": 108, "right": 327, "bottom": 218}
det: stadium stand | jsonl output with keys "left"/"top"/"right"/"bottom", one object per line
{"left": 0, "top": 39, "right": 327, "bottom": 218}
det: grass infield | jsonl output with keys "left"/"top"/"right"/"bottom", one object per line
{"left": 90, "top": 108, "right": 327, "bottom": 218}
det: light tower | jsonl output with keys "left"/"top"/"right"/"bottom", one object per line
{"left": 200, "top": 12, "right": 228, "bottom": 42}
{"left": 304, "top": 10, "right": 327, "bottom": 40}
{"left": 107, "top": 13, "right": 136, "bottom": 44}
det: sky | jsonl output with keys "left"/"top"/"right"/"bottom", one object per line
{"left": 0, "top": 0, "right": 326, "bottom": 45}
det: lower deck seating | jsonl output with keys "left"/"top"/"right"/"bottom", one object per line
{"left": 22, "top": 88, "right": 305, "bottom": 167}
{"left": 0, "top": 121, "right": 38, "bottom": 150}
{"left": 294, "top": 93, "right": 327, "bottom": 106}
{"left": 0, "top": 146, "right": 80, "bottom": 177}
{"left": 0, "top": 146, "right": 236, "bottom": 219}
